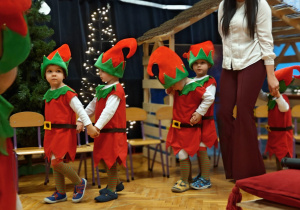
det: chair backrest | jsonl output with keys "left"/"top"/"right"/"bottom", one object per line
{"left": 254, "top": 105, "right": 268, "bottom": 135}
{"left": 255, "top": 105, "right": 268, "bottom": 118}
{"left": 291, "top": 105, "right": 300, "bottom": 136}
{"left": 9, "top": 112, "right": 44, "bottom": 149}
{"left": 156, "top": 106, "right": 173, "bottom": 140}
{"left": 126, "top": 107, "right": 147, "bottom": 121}
{"left": 156, "top": 106, "right": 173, "bottom": 121}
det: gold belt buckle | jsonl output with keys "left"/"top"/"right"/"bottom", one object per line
{"left": 265, "top": 125, "right": 271, "bottom": 132}
{"left": 44, "top": 121, "right": 51, "bottom": 130}
{"left": 172, "top": 120, "right": 181, "bottom": 129}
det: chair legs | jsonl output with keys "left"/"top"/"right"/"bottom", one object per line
{"left": 213, "top": 146, "right": 221, "bottom": 168}
{"left": 44, "top": 158, "right": 50, "bottom": 185}
{"left": 78, "top": 152, "right": 101, "bottom": 188}
{"left": 127, "top": 143, "right": 167, "bottom": 180}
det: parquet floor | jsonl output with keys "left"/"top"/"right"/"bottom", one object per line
{"left": 18, "top": 154, "right": 279, "bottom": 210}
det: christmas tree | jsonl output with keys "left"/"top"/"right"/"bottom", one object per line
{"left": 79, "top": 3, "right": 117, "bottom": 105}
{"left": 3, "top": 0, "right": 56, "bottom": 147}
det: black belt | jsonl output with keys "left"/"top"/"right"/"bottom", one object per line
{"left": 44, "top": 121, "right": 76, "bottom": 130}
{"left": 267, "top": 125, "right": 293, "bottom": 132}
{"left": 172, "top": 120, "right": 201, "bottom": 129}
{"left": 202, "top": 116, "right": 214, "bottom": 120}
{"left": 101, "top": 128, "right": 127, "bottom": 133}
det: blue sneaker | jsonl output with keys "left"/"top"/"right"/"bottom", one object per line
{"left": 192, "top": 173, "right": 201, "bottom": 183}
{"left": 99, "top": 182, "right": 124, "bottom": 194}
{"left": 72, "top": 178, "right": 87, "bottom": 203}
{"left": 95, "top": 188, "right": 118, "bottom": 202}
{"left": 190, "top": 177, "right": 211, "bottom": 190}
{"left": 44, "top": 191, "right": 67, "bottom": 204}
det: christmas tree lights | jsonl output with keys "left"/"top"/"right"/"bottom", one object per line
{"left": 79, "top": 3, "right": 118, "bottom": 105}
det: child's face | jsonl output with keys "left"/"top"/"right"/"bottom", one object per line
{"left": 99, "top": 69, "right": 118, "bottom": 85}
{"left": 192, "top": 59, "right": 211, "bottom": 78}
{"left": 171, "top": 78, "right": 186, "bottom": 91}
{"left": 45, "top": 65, "right": 65, "bottom": 89}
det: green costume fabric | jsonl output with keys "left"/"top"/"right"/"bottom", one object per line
{"left": 95, "top": 84, "right": 116, "bottom": 100}
{"left": 178, "top": 82, "right": 202, "bottom": 96}
{"left": 43, "top": 86, "right": 75, "bottom": 103}
{"left": 0, "top": 96, "right": 14, "bottom": 155}
{"left": 0, "top": 19, "right": 31, "bottom": 74}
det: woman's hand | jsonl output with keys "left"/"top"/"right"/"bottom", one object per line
{"left": 266, "top": 65, "right": 279, "bottom": 96}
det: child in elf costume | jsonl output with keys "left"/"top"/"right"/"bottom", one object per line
{"left": 147, "top": 46, "right": 214, "bottom": 193}
{"left": 0, "top": 1, "right": 31, "bottom": 209}
{"left": 41, "top": 44, "right": 99, "bottom": 204}
{"left": 258, "top": 65, "right": 300, "bottom": 170}
{"left": 182, "top": 40, "right": 218, "bottom": 190}
{"left": 77, "top": 38, "right": 137, "bottom": 202}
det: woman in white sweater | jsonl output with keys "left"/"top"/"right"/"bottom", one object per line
{"left": 217, "top": 0, "right": 279, "bottom": 180}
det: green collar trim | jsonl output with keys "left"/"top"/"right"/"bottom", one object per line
{"left": 95, "top": 84, "right": 116, "bottom": 100}
{"left": 43, "top": 86, "right": 75, "bottom": 102}
{"left": 193, "top": 76, "right": 210, "bottom": 86}
{"left": 178, "top": 82, "right": 202, "bottom": 96}
{"left": 0, "top": 19, "right": 31, "bottom": 74}
{"left": 0, "top": 96, "right": 14, "bottom": 156}
{"left": 94, "top": 53, "right": 124, "bottom": 78}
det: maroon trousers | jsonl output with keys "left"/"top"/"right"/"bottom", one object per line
{"left": 217, "top": 60, "right": 266, "bottom": 180}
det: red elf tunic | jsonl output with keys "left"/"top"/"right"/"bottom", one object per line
{"left": 166, "top": 82, "right": 206, "bottom": 156}
{"left": 43, "top": 86, "right": 77, "bottom": 162}
{"left": 195, "top": 76, "right": 218, "bottom": 148}
{"left": 0, "top": 96, "right": 17, "bottom": 210}
{"left": 93, "top": 83, "right": 127, "bottom": 169}
{"left": 266, "top": 94, "right": 293, "bottom": 161}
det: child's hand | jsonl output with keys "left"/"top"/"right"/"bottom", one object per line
{"left": 274, "top": 89, "right": 281, "bottom": 98}
{"left": 166, "top": 87, "right": 174, "bottom": 95}
{"left": 190, "top": 112, "right": 202, "bottom": 126}
{"left": 76, "top": 121, "right": 84, "bottom": 133}
{"left": 86, "top": 124, "right": 100, "bottom": 138}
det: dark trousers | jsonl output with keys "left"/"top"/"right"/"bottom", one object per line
{"left": 217, "top": 60, "right": 266, "bottom": 180}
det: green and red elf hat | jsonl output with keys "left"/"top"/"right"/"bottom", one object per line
{"left": 94, "top": 38, "right": 137, "bottom": 78}
{"left": 182, "top": 40, "right": 214, "bottom": 69}
{"left": 41, "top": 44, "right": 71, "bottom": 79}
{"left": 147, "top": 46, "right": 189, "bottom": 89}
{"left": 0, "top": 0, "right": 31, "bottom": 74}
{"left": 275, "top": 65, "right": 300, "bottom": 92}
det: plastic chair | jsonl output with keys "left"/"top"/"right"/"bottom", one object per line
{"left": 155, "top": 106, "right": 172, "bottom": 178}
{"left": 126, "top": 107, "right": 165, "bottom": 181}
{"left": 254, "top": 105, "right": 269, "bottom": 154}
{"left": 291, "top": 105, "right": 300, "bottom": 157}
{"left": 9, "top": 112, "right": 46, "bottom": 189}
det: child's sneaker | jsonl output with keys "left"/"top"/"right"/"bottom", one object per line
{"left": 171, "top": 180, "right": 189, "bottom": 193}
{"left": 99, "top": 182, "right": 124, "bottom": 194}
{"left": 192, "top": 173, "right": 201, "bottom": 183}
{"left": 94, "top": 188, "right": 118, "bottom": 202}
{"left": 190, "top": 177, "right": 211, "bottom": 190}
{"left": 72, "top": 178, "right": 87, "bottom": 203}
{"left": 44, "top": 191, "right": 67, "bottom": 204}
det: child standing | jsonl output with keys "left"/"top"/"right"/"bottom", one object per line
{"left": 259, "top": 66, "right": 300, "bottom": 170}
{"left": 77, "top": 38, "right": 137, "bottom": 202}
{"left": 182, "top": 41, "right": 218, "bottom": 189}
{"left": 41, "top": 44, "right": 99, "bottom": 204}
{"left": 0, "top": 1, "right": 31, "bottom": 209}
{"left": 147, "top": 46, "right": 213, "bottom": 193}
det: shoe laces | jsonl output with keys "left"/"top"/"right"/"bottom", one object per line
{"left": 74, "top": 182, "right": 84, "bottom": 195}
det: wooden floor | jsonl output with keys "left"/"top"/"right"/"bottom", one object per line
{"left": 18, "top": 154, "right": 280, "bottom": 210}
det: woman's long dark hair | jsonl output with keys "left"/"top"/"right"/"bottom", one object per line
{"left": 221, "top": 0, "right": 258, "bottom": 39}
